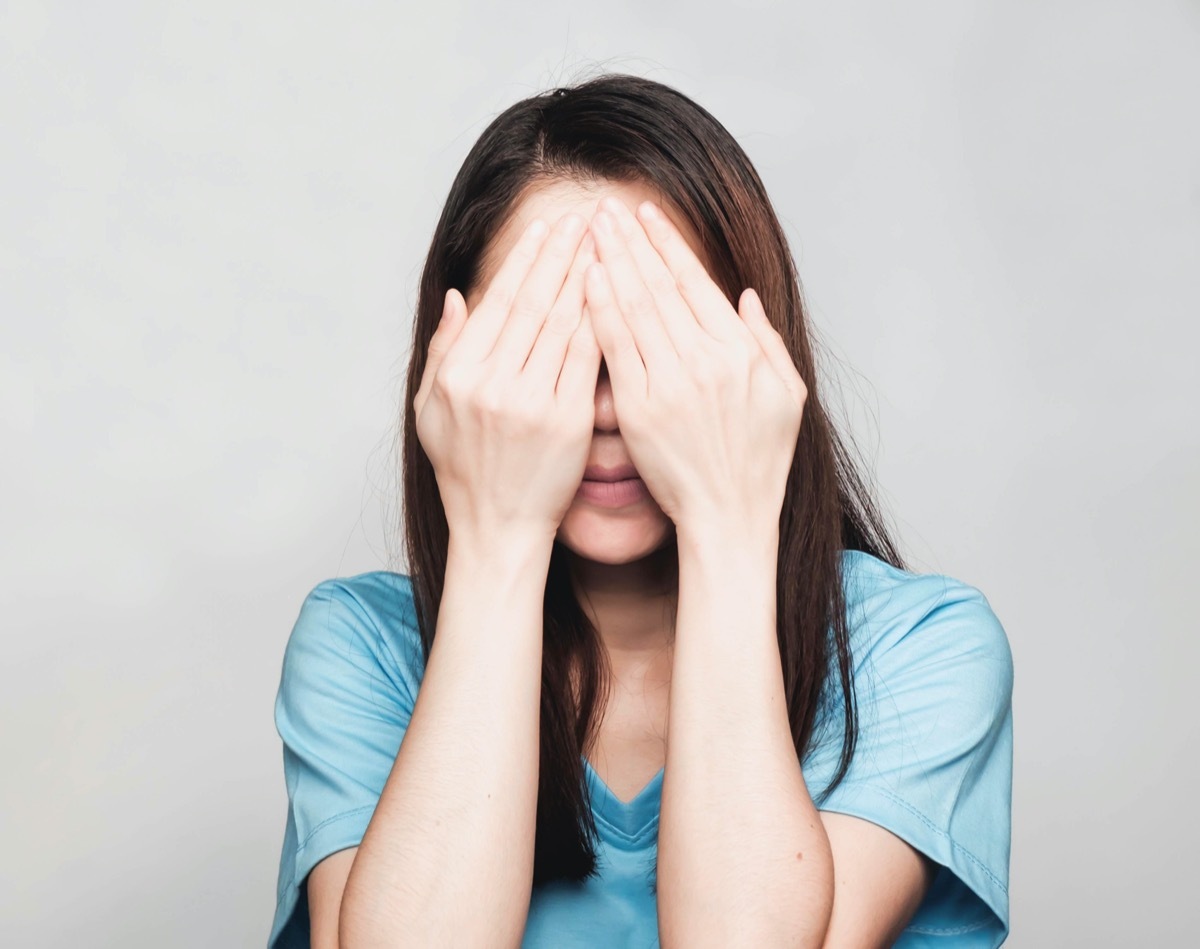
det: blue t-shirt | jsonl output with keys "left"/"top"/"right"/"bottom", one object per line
{"left": 268, "top": 549, "right": 1014, "bottom": 947}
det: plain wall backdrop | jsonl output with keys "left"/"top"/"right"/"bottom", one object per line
{"left": 3, "top": 1, "right": 1197, "bottom": 945}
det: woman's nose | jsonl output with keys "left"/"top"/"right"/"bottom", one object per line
{"left": 593, "top": 363, "right": 618, "bottom": 432}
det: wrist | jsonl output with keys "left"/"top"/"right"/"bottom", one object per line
{"left": 447, "top": 522, "right": 555, "bottom": 570}
{"left": 675, "top": 515, "right": 780, "bottom": 565}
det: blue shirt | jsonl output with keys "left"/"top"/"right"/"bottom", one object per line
{"left": 268, "top": 549, "right": 1014, "bottom": 947}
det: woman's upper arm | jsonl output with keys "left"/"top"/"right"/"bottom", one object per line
{"left": 805, "top": 560, "right": 1014, "bottom": 944}
{"left": 308, "top": 847, "right": 359, "bottom": 949}
{"left": 268, "top": 574, "right": 424, "bottom": 948}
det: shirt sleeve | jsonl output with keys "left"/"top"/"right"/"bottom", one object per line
{"left": 808, "top": 563, "right": 1014, "bottom": 948}
{"left": 268, "top": 574, "right": 425, "bottom": 949}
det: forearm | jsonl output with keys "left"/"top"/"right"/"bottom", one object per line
{"left": 657, "top": 521, "right": 834, "bottom": 948}
{"left": 339, "top": 526, "right": 552, "bottom": 948}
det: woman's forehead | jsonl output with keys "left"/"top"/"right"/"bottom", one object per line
{"left": 471, "top": 178, "right": 709, "bottom": 295}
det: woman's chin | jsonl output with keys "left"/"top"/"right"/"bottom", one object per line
{"left": 555, "top": 502, "right": 674, "bottom": 564}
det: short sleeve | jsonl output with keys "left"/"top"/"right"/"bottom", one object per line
{"left": 808, "top": 557, "right": 1014, "bottom": 947}
{"left": 267, "top": 573, "right": 426, "bottom": 949}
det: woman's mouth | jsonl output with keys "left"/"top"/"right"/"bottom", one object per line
{"left": 576, "top": 476, "right": 651, "bottom": 507}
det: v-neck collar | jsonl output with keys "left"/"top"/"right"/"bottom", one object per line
{"left": 582, "top": 757, "right": 664, "bottom": 844}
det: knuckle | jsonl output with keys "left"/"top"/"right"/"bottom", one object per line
{"left": 647, "top": 269, "right": 677, "bottom": 297}
{"left": 466, "top": 378, "right": 549, "bottom": 433}
{"left": 625, "top": 287, "right": 657, "bottom": 320}
{"left": 433, "top": 363, "right": 464, "bottom": 400}
{"left": 675, "top": 264, "right": 704, "bottom": 296}
{"left": 543, "top": 306, "right": 580, "bottom": 337}
{"left": 504, "top": 390, "right": 545, "bottom": 433}
{"left": 483, "top": 282, "right": 517, "bottom": 314}
{"left": 509, "top": 292, "right": 547, "bottom": 323}
{"left": 552, "top": 213, "right": 587, "bottom": 243}
{"left": 574, "top": 234, "right": 598, "bottom": 268}
{"left": 514, "top": 233, "right": 543, "bottom": 262}
{"left": 613, "top": 333, "right": 639, "bottom": 358}
{"left": 470, "top": 384, "right": 505, "bottom": 419}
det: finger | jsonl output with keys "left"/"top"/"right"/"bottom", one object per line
{"left": 635, "top": 200, "right": 743, "bottom": 342}
{"left": 590, "top": 208, "right": 680, "bottom": 376}
{"left": 739, "top": 287, "right": 807, "bottom": 406}
{"left": 555, "top": 303, "right": 603, "bottom": 406}
{"left": 595, "top": 196, "right": 708, "bottom": 356}
{"left": 488, "top": 212, "right": 589, "bottom": 375}
{"left": 522, "top": 230, "right": 596, "bottom": 381}
{"left": 585, "top": 261, "right": 647, "bottom": 399}
{"left": 451, "top": 217, "right": 551, "bottom": 365}
{"left": 414, "top": 287, "right": 468, "bottom": 417}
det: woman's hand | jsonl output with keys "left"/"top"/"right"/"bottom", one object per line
{"left": 582, "top": 196, "right": 807, "bottom": 535}
{"left": 413, "top": 214, "right": 602, "bottom": 542}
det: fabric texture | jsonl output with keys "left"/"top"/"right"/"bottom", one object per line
{"left": 267, "top": 549, "right": 1013, "bottom": 948}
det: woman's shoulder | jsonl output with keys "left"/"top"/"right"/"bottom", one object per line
{"left": 838, "top": 548, "right": 1012, "bottom": 673}
{"left": 300, "top": 569, "right": 418, "bottom": 631}
{"left": 281, "top": 568, "right": 426, "bottom": 694}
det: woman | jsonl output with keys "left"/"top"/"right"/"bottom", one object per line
{"left": 268, "top": 73, "right": 1014, "bottom": 948}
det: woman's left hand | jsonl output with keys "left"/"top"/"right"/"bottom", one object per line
{"left": 583, "top": 195, "right": 808, "bottom": 536}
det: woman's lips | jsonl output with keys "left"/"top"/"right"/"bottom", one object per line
{"left": 576, "top": 476, "right": 651, "bottom": 507}
{"left": 582, "top": 463, "right": 639, "bottom": 482}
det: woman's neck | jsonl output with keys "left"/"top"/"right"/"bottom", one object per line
{"left": 569, "top": 542, "right": 677, "bottom": 687}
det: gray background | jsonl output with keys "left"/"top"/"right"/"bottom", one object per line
{"left": 3, "top": 1, "right": 1196, "bottom": 945}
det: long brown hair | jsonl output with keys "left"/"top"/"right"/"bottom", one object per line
{"left": 397, "top": 72, "right": 907, "bottom": 888}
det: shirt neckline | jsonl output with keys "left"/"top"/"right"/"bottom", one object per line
{"left": 582, "top": 757, "right": 664, "bottom": 842}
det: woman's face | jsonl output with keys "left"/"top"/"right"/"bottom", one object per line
{"left": 463, "top": 178, "right": 709, "bottom": 566}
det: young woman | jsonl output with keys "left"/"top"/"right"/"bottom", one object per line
{"left": 268, "top": 74, "right": 1014, "bottom": 949}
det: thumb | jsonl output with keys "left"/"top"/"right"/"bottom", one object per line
{"left": 428, "top": 287, "right": 468, "bottom": 361}
{"left": 415, "top": 287, "right": 468, "bottom": 415}
{"left": 739, "top": 287, "right": 806, "bottom": 405}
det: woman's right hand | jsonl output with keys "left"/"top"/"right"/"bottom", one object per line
{"left": 413, "top": 213, "right": 602, "bottom": 543}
